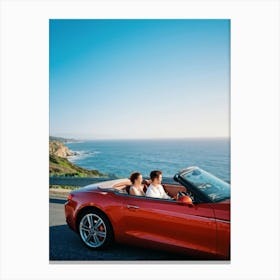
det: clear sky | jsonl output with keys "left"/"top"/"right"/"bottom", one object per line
{"left": 50, "top": 19, "right": 230, "bottom": 140}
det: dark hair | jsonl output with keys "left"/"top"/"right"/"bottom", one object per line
{"left": 130, "top": 172, "right": 141, "bottom": 184}
{"left": 150, "top": 170, "right": 162, "bottom": 181}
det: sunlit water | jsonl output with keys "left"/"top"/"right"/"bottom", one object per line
{"left": 66, "top": 138, "right": 230, "bottom": 181}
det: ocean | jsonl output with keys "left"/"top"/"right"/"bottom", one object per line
{"left": 66, "top": 138, "right": 230, "bottom": 182}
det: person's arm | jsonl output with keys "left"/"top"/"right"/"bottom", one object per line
{"left": 160, "top": 185, "right": 171, "bottom": 199}
{"left": 163, "top": 192, "right": 171, "bottom": 199}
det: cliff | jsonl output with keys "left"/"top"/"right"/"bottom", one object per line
{"left": 49, "top": 139, "right": 107, "bottom": 177}
{"left": 49, "top": 140, "right": 77, "bottom": 158}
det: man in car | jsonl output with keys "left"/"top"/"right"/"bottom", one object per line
{"left": 146, "top": 170, "right": 172, "bottom": 199}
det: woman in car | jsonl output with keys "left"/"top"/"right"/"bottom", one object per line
{"left": 129, "top": 172, "right": 145, "bottom": 196}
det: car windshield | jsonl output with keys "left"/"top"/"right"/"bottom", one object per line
{"left": 181, "top": 168, "right": 230, "bottom": 202}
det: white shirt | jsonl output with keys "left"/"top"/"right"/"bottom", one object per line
{"left": 146, "top": 184, "right": 171, "bottom": 199}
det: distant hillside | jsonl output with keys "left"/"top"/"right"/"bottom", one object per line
{"left": 49, "top": 154, "right": 108, "bottom": 177}
{"left": 49, "top": 136, "right": 77, "bottom": 143}
{"left": 49, "top": 139, "right": 107, "bottom": 177}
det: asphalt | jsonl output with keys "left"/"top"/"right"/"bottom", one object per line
{"left": 49, "top": 197, "right": 191, "bottom": 262}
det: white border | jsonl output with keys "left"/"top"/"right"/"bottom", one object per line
{"left": 0, "top": 0, "right": 279, "bottom": 279}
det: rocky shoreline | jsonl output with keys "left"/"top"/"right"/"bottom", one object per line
{"left": 49, "top": 140, "right": 79, "bottom": 158}
{"left": 49, "top": 137, "right": 107, "bottom": 178}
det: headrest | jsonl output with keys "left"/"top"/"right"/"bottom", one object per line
{"left": 142, "top": 179, "right": 151, "bottom": 186}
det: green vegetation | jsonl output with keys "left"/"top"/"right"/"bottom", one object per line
{"left": 49, "top": 136, "right": 77, "bottom": 143}
{"left": 49, "top": 154, "right": 108, "bottom": 177}
{"left": 49, "top": 185, "right": 80, "bottom": 190}
{"left": 49, "top": 137, "right": 108, "bottom": 178}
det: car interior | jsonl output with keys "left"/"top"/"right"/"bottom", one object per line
{"left": 112, "top": 179, "right": 190, "bottom": 200}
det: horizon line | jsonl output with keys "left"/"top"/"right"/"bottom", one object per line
{"left": 50, "top": 135, "right": 230, "bottom": 141}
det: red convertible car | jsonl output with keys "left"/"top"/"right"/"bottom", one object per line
{"left": 64, "top": 166, "right": 230, "bottom": 260}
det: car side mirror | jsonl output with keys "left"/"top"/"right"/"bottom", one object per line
{"left": 177, "top": 195, "right": 193, "bottom": 206}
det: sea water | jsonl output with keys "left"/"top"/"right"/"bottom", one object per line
{"left": 66, "top": 138, "right": 230, "bottom": 181}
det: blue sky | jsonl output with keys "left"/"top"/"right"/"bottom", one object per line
{"left": 50, "top": 19, "right": 230, "bottom": 140}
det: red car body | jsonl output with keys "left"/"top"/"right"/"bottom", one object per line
{"left": 65, "top": 167, "right": 230, "bottom": 260}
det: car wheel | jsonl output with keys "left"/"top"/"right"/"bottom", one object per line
{"left": 78, "top": 209, "right": 113, "bottom": 249}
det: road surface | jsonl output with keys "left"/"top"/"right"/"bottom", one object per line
{"left": 49, "top": 196, "right": 190, "bottom": 261}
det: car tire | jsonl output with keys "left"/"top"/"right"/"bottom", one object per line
{"left": 78, "top": 209, "right": 114, "bottom": 249}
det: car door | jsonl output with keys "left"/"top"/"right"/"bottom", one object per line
{"left": 120, "top": 195, "right": 217, "bottom": 256}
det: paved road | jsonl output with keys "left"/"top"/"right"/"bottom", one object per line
{"left": 49, "top": 197, "right": 190, "bottom": 261}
